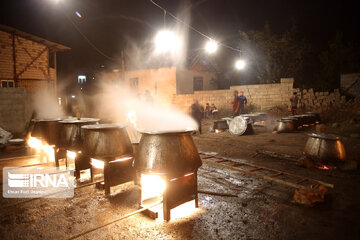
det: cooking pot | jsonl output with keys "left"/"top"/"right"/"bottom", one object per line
{"left": 305, "top": 112, "right": 321, "bottom": 123}
{"left": 291, "top": 115, "right": 305, "bottom": 127}
{"left": 31, "top": 118, "right": 70, "bottom": 146}
{"left": 81, "top": 124, "right": 133, "bottom": 158}
{"left": 229, "top": 116, "right": 253, "bottom": 135}
{"left": 304, "top": 133, "right": 346, "bottom": 163}
{"left": 283, "top": 117, "right": 300, "bottom": 129}
{"left": 299, "top": 114, "right": 316, "bottom": 125}
{"left": 58, "top": 118, "right": 100, "bottom": 150}
{"left": 276, "top": 119, "right": 295, "bottom": 133}
{"left": 134, "top": 129, "right": 202, "bottom": 176}
{"left": 213, "top": 120, "right": 229, "bottom": 131}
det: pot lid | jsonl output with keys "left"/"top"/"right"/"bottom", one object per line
{"left": 281, "top": 118, "right": 295, "bottom": 121}
{"left": 240, "top": 113, "right": 260, "bottom": 117}
{"left": 278, "top": 119, "right": 293, "bottom": 122}
{"left": 229, "top": 116, "right": 247, "bottom": 136}
{"left": 32, "top": 116, "right": 73, "bottom": 122}
{"left": 308, "top": 133, "right": 341, "bottom": 140}
{"left": 136, "top": 128, "right": 196, "bottom": 135}
{"left": 81, "top": 123, "right": 126, "bottom": 130}
{"left": 285, "top": 116, "right": 299, "bottom": 120}
{"left": 59, "top": 118, "right": 100, "bottom": 124}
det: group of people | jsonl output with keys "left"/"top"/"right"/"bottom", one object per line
{"left": 205, "top": 103, "right": 218, "bottom": 118}
{"left": 190, "top": 90, "right": 248, "bottom": 134}
{"left": 190, "top": 101, "right": 218, "bottom": 134}
{"left": 190, "top": 89, "right": 300, "bottom": 134}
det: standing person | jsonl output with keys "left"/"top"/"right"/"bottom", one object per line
{"left": 210, "top": 104, "right": 218, "bottom": 117}
{"left": 144, "top": 90, "right": 153, "bottom": 104}
{"left": 232, "top": 90, "right": 241, "bottom": 116}
{"left": 205, "top": 103, "right": 211, "bottom": 118}
{"left": 238, "top": 91, "right": 247, "bottom": 114}
{"left": 290, "top": 92, "right": 299, "bottom": 115}
{"left": 190, "top": 99, "right": 203, "bottom": 134}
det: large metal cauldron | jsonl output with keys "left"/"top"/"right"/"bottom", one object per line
{"left": 58, "top": 118, "right": 100, "bottom": 150}
{"left": 134, "top": 130, "right": 202, "bottom": 176}
{"left": 31, "top": 118, "right": 70, "bottom": 146}
{"left": 276, "top": 119, "right": 295, "bottom": 133}
{"left": 81, "top": 124, "right": 133, "bottom": 158}
{"left": 229, "top": 116, "right": 253, "bottom": 136}
{"left": 304, "top": 133, "right": 346, "bottom": 163}
{"left": 305, "top": 112, "right": 321, "bottom": 123}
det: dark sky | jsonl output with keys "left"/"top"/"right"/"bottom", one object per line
{"left": 1, "top": 0, "right": 359, "bottom": 85}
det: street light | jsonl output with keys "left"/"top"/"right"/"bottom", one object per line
{"left": 205, "top": 39, "right": 218, "bottom": 54}
{"left": 154, "top": 30, "right": 181, "bottom": 54}
{"left": 235, "top": 59, "right": 246, "bottom": 70}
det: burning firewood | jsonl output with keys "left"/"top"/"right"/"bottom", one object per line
{"left": 293, "top": 184, "right": 328, "bottom": 206}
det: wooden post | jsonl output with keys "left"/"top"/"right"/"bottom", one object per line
{"left": 121, "top": 50, "right": 125, "bottom": 84}
{"left": 194, "top": 172, "right": 199, "bottom": 208}
{"left": 104, "top": 162, "right": 111, "bottom": 195}
{"left": 12, "top": 33, "right": 17, "bottom": 86}
{"left": 163, "top": 175, "right": 170, "bottom": 221}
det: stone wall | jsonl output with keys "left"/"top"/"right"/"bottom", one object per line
{"left": 172, "top": 78, "right": 295, "bottom": 112}
{"left": 341, "top": 73, "right": 360, "bottom": 97}
{"left": 0, "top": 88, "right": 33, "bottom": 135}
{"left": 294, "top": 88, "right": 345, "bottom": 112}
{"left": 172, "top": 78, "right": 347, "bottom": 114}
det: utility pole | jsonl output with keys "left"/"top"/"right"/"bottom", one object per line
{"left": 121, "top": 50, "right": 125, "bottom": 84}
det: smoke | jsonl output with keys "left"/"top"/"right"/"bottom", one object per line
{"left": 91, "top": 82, "right": 198, "bottom": 134}
{"left": 32, "top": 2, "right": 197, "bottom": 137}
{"left": 33, "top": 89, "right": 64, "bottom": 119}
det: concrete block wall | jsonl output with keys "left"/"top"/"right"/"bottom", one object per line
{"left": 0, "top": 88, "right": 33, "bottom": 135}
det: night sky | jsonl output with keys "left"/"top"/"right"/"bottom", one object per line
{"left": 1, "top": 0, "right": 359, "bottom": 86}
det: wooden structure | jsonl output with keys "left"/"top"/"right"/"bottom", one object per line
{"left": 0, "top": 24, "right": 70, "bottom": 93}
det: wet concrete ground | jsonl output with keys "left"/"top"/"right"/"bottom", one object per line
{"left": 0, "top": 121, "right": 360, "bottom": 240}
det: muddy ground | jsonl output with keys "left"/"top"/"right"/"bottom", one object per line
{"left": 0, "top": 119, "right": 360, "bottom": 240}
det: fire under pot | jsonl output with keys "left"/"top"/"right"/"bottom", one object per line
{"left": 30, "top": 118, "right": 69, "bottom": 164}
{"left": 58, "top": 118, "right": 100, "bottom": 179}
{"left": 134, "top": 129, "right": 202, "bottom": 221}
{"left": 304, "top": 133, "right": 346, "bottom": 168}
{"left": 82, "top": 124, "right": 134, "bottom": 195}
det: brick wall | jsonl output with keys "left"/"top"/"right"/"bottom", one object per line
{"left": 0, "top": 88, "right": 33, "bottom": 135}
{"left": 0, "top": 29, "right": 55, "bottom": 92}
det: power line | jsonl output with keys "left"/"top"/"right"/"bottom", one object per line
{"left": 61, "top": 7, "right": 119, "bottom": 62}
{"left": 149, "top": 0, "right": 243, "bottom": 53}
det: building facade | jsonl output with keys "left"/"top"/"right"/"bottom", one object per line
{"left": 123, "top": 66, "right": 217, "bottom": 103}
{"left": 0, "top": 24, "right": 70, "bottom": 93}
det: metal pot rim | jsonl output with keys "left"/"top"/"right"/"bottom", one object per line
{"left": 82, "top": 123, "right": 126, "bottom": 130}
{"left": 136, "top": 128, "right": 195, "bottom": 134}
{"left": 32, "top": 117, "right": 70, "bottom": 122}
{"left": 59, "top": 118, "right": 100, "bottom": 123}
{"left": 308, "top": 133, "right": 341, "bottom": 140}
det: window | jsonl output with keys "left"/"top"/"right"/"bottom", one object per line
{"left": 130, "top": 77, "right": 139, "bottom": 90}
{"left": 78, "top": 75, "right": 86, "bottom": 84}
{"left": 193, "top": 77, "right": 203, "bottom": 91}
{"left": 1, "top": 80, "right": 15, "bottom": 88}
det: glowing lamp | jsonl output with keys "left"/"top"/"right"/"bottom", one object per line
{"left": 154, "top": 30, "right": 181, "bottom": 54}
{"left": 205, "top": 40, "right": 218, "bottom": 54}
{"left": 235, "top": 59, "right": 246, "bottom": 70}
